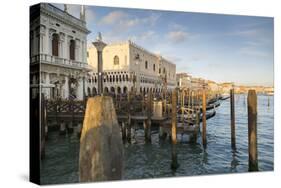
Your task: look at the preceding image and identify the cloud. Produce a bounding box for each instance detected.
[226,29,262,37]
[167,31,189,43]
[85,7,96,23]
[99,11,127,25]
[98,10,160,33]
[169,23,187,31]
[239,46,270,58]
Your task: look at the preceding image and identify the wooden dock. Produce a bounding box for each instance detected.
[42,88,221,143]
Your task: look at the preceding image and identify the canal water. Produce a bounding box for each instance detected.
[40,95,274,184]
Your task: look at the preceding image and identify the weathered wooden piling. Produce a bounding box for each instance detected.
[247,90,258,171]
[121,122,127,142]
[267,96,270,107]
[67,122,74,134]
[127,92,132,143]
[76,123,82,138]
[171,89,178,169]
[145,91,152,142]
[230,89,236,149]
[59,121,66,135]
[40,94,46,159]
[79,96,123,182]
[202,90,207,147]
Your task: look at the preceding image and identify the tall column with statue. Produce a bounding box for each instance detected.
[92,32,107,95]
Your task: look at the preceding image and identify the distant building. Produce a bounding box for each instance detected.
[207,80,220,92]
[87,40,177,95]
[191,77,207,90]
[176,73,192,89]
[219,82,234,94]
[30,3,90,100]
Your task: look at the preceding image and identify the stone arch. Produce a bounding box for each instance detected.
[126,74,129,82]
[117,86,121,94]
[110,86,115,94]
[87,87,91,97]
[92,87,97,95]
[123,86,128,94]
[104,87,109,94]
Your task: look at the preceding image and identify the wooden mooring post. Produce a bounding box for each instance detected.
[202,90,207,148]
[247,90,258,171]
[144,91,152,142]
[121,122,127,142]
[171,89,178,169]
[79,96,123,182]
[127,92,132,143]
[230,88,236,149]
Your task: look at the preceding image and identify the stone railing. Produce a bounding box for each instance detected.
[31,54,91,69]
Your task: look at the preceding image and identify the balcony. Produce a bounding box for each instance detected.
[31,54,92,70]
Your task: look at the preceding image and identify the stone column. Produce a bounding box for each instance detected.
[77,78,83,100]
[44,27,49,55]
[45,73,50,99]
[75,39,80,62]
[63,76,69,99]
[59,33,65,58]
[92,34,106,95]
[81,41,85,63]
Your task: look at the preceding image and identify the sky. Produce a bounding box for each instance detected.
[54,3,274,87]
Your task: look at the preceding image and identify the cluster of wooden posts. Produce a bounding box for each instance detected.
[40,87,259,172]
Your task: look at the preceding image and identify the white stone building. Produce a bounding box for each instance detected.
[191,77,207,90]
[176,73,192,89]
[87,40,177,95]
[30,3,90,100]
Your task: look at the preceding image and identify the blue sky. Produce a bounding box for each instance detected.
[54,3,274,87]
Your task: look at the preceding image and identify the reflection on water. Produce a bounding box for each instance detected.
[41,95,274,184]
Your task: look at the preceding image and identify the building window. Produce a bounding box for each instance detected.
[163,68,166,74]
[145,61,148,69]
[159,68,161,74]
[114,55,119,65]
[87,51,89,58]
[153,64,155,71]
[52,33,59,56]
[69,40,75,60]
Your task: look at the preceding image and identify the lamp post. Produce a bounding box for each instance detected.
[92,32,106,95]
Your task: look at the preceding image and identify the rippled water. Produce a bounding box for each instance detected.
[40,95,274,184]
